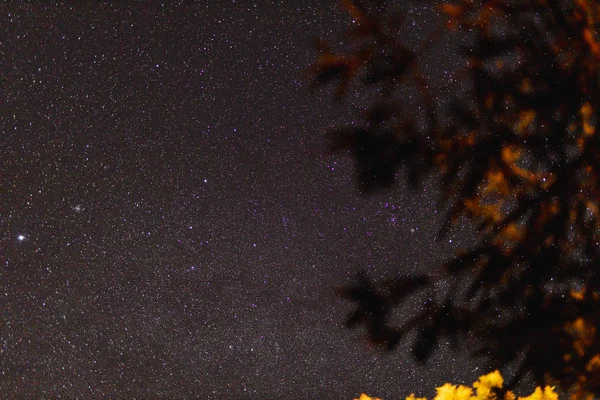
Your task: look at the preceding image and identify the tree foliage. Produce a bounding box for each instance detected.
[356,371,558,400]
[312,0,600,398]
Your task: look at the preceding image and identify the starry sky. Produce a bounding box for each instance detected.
[2,2,482,398]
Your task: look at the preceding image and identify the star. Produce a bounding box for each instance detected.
[1,3,480,398]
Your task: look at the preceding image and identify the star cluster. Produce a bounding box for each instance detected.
[1,2,479,398]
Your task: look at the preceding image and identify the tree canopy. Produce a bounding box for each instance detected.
[312,0,600,398]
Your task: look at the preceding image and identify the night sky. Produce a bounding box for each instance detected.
[2,2,482,398]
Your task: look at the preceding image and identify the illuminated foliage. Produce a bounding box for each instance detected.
[356,371,558,400]
[313,0,600,398]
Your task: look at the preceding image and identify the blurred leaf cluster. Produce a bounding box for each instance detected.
[312,0,600,397]
[357,370,558,399]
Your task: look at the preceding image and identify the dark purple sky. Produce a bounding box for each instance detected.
[2,2,482,398]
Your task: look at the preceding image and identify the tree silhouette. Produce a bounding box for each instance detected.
[312,0,600,398]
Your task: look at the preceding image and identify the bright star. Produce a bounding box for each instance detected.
[17,234,26,241]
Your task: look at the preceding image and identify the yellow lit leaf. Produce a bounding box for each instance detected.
[434,383,459,400]
[398,371,559,400]
[505,392,517,400]
[473,370,504,399]
[518,386,559,400]
[355,394,382,400]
